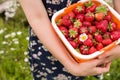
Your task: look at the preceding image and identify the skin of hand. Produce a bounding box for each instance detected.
[98,0,120,62]
[98,45,120,63]
[18,0,110,76]
[113,0,120,14]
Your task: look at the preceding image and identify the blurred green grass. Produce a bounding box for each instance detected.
[0,6,32,80]
[0,1,120,80]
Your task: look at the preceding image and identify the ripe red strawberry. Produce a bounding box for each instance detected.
[68,25,74,29]
[85,12,94,22]
[80,45,89,55]
[108,22,117,32]
[59,26,69,38]
[85,1,97,12]
[86,4,97,13]
[95,34,103,43]
[95,5,108,16]
[75,36,83,45]
[84,38,93,47]
[74,20,82,28]
[88,46,97,54]
[79,26,88,34]
[96,43,103,50]
[69,40,78,48]
[88,34,93,39]
[61,15,72,27]
[110,31,120,41]
[73,5,85,14]
[96,20,108,33]
[102,38,112,45]
[76,14,84,22]
[95,12,105,21]
[69,27,78,38]
[88,26,97,34]
[82,21,92,27]
[103,32,110,39]
[67,11,75,18]
[104,14,112,21]
[56,19,62,26]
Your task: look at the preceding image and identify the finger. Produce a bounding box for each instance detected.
[106,62,111,68]
[94,62,111,74]
[94,66,110,75]
[98,51,111,59]
[88,59,105,66]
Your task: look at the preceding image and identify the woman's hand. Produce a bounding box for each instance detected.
[98,45,120,63]
[114,0,120,14]
[67,58,111,76]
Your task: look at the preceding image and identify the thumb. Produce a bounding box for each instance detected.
[88,59,105,66]
[98,52,110,59]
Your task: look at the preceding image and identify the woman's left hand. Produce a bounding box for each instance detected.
[98,45,120,63]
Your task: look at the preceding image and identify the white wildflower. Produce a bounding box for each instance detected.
[0,28,6,34]
[106,73,110,76]
[26,37,29,40]
[11,32,16,37]
[10,48,16,51]
[24,51,28,55]
[12,38,18,41]
[79,33,88,42]
[17,31,22,35]
[0,29,4,34]
[4,34,10,38]
[2,41,8,44]
[0,50,4,54]
[24,58,29,62]
[14,41,19,44]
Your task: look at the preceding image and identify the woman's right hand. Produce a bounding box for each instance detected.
[67,59,111,76]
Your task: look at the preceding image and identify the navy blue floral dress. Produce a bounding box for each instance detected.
[28,0,84,80]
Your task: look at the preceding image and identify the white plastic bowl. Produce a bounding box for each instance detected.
[51,0,120,62]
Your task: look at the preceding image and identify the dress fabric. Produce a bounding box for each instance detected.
[28,0,84,80]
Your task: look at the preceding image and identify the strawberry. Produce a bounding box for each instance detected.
[74,20,82,28]
[59,26,69,38]
[108,22,117,32]
[95,5,108,15]
[75,37,83,45]
[61,15,72,27]
[95,34,103,43]
[73,5,85,14]
[56,19,62,26]
[96,43,103,50]
[68,11,75,18]
[69,27,78,38]
[76,14,84,22]
[86,4,97,13]
[102,38,112,45]
[69,40,78,48]
[82,21,92,27]
[96,20,108,33]
[68,24,74,29]
[110,31,120,41]
[103,32,110,39]
[88,26,97,34]
[85,12,94,22]
[92,39,98,46]
[85,1,97,12]
[80,45,89,55]
[104,14,112,21]
[84,38,93,47]
[88,46,97,54]
[79,26,88,34]
[95,12,105,21]
[88,34,93,39]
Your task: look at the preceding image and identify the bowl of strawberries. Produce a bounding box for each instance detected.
[51,0,120,62]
